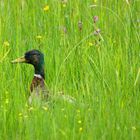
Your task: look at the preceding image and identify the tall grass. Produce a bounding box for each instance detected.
[0,0,139,139]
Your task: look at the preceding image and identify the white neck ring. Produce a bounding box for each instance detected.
[34,74,42,79]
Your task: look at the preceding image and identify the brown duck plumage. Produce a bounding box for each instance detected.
[30,75,45,92]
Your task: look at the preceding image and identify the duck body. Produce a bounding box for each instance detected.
[31,74,45,93]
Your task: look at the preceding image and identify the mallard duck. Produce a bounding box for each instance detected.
[11,50,49,103]
[12,49,76,104]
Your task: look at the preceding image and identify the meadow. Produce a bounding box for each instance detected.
[0,0,139,139]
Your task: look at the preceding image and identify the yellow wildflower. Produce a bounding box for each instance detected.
[3,41,10,47]
[79,127,83,132]
[42,106,48,111]
[93,0,97,3]
[36,35,43,39]
[88,42,93,47]
[43,5,49,12]
[78,120,82,124]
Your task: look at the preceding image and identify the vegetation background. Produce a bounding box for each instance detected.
[0,0,139,139]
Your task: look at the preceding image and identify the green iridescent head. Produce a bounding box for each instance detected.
[12,50,45,79]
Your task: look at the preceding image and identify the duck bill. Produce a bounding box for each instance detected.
[11,56,27,63]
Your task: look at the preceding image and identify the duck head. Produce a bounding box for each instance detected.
[11,50,45,79]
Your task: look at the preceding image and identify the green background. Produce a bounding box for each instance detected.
[0,0,139,139]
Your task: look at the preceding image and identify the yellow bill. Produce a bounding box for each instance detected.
[11,56,27,63]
